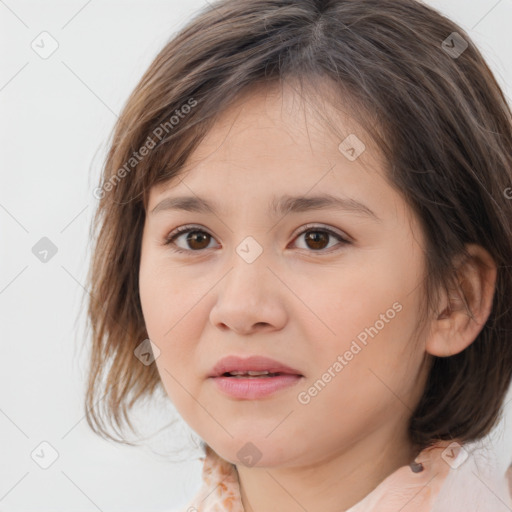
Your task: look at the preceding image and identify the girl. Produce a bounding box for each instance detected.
[85,0,512,510]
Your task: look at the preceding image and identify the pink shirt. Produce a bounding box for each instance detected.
[180,441,512,511]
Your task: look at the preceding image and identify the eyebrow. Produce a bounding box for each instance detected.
[150,193,379,220]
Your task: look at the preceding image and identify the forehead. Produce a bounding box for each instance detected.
[148,81,387,203]
[185,81,374,163]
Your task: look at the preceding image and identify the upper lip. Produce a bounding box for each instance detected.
[209,355,303,377]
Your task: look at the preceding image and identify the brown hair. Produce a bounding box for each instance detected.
[85,0,512,451]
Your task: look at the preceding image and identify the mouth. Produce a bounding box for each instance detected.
[220,370,290,378]
[209,354,303,379]
[208,356,304,399]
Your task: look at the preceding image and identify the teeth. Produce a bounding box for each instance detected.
[228,370,272,376]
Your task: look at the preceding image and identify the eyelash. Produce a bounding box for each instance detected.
[163,224,351,255]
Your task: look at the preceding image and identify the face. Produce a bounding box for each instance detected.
[139,83,431,468]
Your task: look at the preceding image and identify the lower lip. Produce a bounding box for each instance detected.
[210,374,303,399]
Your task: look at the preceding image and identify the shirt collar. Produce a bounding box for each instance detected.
[185,440,460,511]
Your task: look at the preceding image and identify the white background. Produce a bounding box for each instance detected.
[1,1,511,511]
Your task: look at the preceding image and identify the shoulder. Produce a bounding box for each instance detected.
[346,439,511,512]
[432,442,512,512]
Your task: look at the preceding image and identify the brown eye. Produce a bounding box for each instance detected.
[293,226,349,253]
[183,231,211,250]
[303,230,330,250]
[164,227,217,252]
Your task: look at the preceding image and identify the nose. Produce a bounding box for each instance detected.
[209,251,288,335]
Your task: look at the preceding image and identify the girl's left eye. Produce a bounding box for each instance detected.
[163,224,350,254]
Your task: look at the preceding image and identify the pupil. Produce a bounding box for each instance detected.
[188,232,209,249]
[306,231,328,250]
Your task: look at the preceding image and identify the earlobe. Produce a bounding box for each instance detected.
[425,244,497,358]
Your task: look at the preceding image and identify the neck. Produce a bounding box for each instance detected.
[236,425,420,512]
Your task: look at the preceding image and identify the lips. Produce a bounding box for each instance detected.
[209,355,303,378]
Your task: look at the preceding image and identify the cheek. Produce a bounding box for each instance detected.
[139,263,224,421]
[292,292,424,451]
[139,247,200,390]
[139,244,200,342]
[303,246,425,387]
[314,262,420,338]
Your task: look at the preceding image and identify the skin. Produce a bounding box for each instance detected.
[138,82,497,512]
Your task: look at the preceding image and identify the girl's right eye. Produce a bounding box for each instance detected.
[163,226,217,253]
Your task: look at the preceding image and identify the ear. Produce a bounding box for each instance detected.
[425,244,497,358]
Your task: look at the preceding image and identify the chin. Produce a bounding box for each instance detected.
[209,437,293,468]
